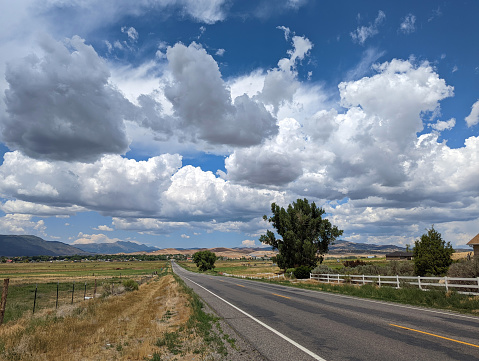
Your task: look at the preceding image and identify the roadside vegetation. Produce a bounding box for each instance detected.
[0,262,233,360]
[178,254,479,315]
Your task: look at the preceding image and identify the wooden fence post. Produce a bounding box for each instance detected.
[33,284,38,314]
[0,278,9,325]
[56,282,59,309]
[94,279,97,298]
[71,281,75,305]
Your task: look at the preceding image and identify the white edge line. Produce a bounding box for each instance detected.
[183,275,326,361]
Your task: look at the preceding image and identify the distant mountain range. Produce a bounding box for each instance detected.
[75,241,158,254]
[0,235,90,257]
[0,235,159,257]
[329,240,406,254]
[0,234,468,258]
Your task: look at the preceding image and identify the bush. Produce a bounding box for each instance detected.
[293,265,312,279]
[343,259,367,268]
[311,264,335,274]
[122,279,139,291]
[285,268,295,277]
[447,258,479,278]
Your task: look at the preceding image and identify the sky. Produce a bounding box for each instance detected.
[0,0,478,250]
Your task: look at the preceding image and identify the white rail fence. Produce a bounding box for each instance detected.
[310,273,479,295]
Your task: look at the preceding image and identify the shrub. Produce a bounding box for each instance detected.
[447,258,479,278]
[285,268,295,277]
[122,279,139,292]
[343,259,367,268]
[293,265,312,279]
[312,264,335,274]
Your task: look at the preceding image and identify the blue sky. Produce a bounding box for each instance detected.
[0,0,478,250]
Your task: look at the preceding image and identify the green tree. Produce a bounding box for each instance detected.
[413,226,454,276]
[192,250,217,271]
[259,198,343,270]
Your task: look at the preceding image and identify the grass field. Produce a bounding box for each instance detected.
[179,257,390,275]
[0,263,231,361]
[0,260,167,324]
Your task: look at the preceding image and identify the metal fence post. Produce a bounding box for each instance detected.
[362,275,365,285]
[417,276,422,290]
[378,275,381,287]
[444,276,448,292]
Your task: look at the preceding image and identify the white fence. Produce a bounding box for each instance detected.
[310,273,479,295]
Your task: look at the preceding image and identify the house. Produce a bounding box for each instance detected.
[466,233,479,256]
[385,251,413,261]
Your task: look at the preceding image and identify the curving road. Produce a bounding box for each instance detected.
[172,261,479,361]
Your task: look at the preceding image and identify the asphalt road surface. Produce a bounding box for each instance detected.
[172,261,479,361]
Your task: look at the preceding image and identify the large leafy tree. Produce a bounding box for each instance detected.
[192,250,217,271]
[260,198,343,270]
[413,226,454,276]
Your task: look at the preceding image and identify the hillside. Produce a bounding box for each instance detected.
[0,235,90,257]
[75,241,159,254]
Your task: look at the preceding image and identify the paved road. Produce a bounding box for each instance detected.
[172,262,479,361]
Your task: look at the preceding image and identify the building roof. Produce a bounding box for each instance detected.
[467,233,479,245]
[385,251,413,257]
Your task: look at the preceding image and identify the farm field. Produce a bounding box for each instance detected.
[0,263,232,361]
[0,260,166,324]
[179,256,390,276]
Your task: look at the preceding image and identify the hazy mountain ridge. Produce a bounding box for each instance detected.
[75,241,159,254]
[4,235,466,258]
[0,235,90,257]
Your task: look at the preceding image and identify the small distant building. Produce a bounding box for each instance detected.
[467,234,479,256]
[385,251,413,261]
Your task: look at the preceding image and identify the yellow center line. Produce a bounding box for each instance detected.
[389,323,479,349]
[272,293,290,299]
[236,284,245,287]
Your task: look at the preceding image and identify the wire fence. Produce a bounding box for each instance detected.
[0,270,165,325]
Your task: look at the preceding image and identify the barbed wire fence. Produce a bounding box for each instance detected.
[0,268,167,325]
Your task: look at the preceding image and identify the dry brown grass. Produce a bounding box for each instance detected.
[0,275,209,361]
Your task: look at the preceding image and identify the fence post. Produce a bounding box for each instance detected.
[94,279,97,298]
[56,282,59,309]
[327,274,330,283]
[71,281,75,305]
[444,276,448,292]
[396,275,400,289]
[362,275,365,285]
[417,276,422,290]
[0,278,9,325]
[33,284,38,314]
[378,275,381,287]
[337,274,340,284]
[84,282,87,300]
